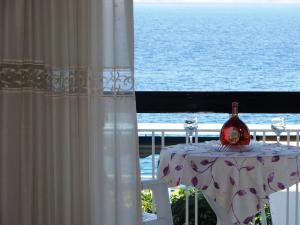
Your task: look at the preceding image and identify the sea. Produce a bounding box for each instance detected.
[134,4,300,176]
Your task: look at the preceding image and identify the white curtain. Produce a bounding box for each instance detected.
[0,1,142,225]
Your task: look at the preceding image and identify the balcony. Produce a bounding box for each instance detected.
[137,91,300,225]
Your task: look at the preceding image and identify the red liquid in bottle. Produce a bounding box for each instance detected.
[220,102,250,145]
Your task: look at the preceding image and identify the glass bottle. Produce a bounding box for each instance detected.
[220,102,250,145]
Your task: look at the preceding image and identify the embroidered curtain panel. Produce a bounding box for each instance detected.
[0,1,141,225]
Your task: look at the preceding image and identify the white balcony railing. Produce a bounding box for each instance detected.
[138,123,300,225]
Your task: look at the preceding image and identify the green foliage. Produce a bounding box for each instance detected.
[251,204,272,225]
[141,187,273,225]
[141,190,153,213]
[170,188,216,225]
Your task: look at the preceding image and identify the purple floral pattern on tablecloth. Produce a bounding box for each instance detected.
[157,141,300,225]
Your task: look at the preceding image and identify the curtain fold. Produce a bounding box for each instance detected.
[0,1,141,225]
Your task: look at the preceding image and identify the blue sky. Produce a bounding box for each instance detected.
[134,0,300,3]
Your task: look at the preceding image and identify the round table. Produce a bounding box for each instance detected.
[157,141,300,225]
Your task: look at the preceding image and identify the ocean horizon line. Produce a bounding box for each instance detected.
[134,0,300,4]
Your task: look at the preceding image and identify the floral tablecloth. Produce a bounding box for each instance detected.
[157,141,300,225]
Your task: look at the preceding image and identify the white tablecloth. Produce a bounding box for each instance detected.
[157,141,300,225]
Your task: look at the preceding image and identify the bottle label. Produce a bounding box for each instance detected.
[225,127,240,144]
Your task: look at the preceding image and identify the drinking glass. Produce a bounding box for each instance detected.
[184,116,198,144]
[271,117,286,144]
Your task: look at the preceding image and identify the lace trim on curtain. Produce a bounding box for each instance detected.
[0,63,134,95]
[103,70,134,95]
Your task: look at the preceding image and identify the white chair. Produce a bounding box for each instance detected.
[142,179,174,225]
[269,184,300,225]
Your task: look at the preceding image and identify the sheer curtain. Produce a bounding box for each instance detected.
[0,1,142,225]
